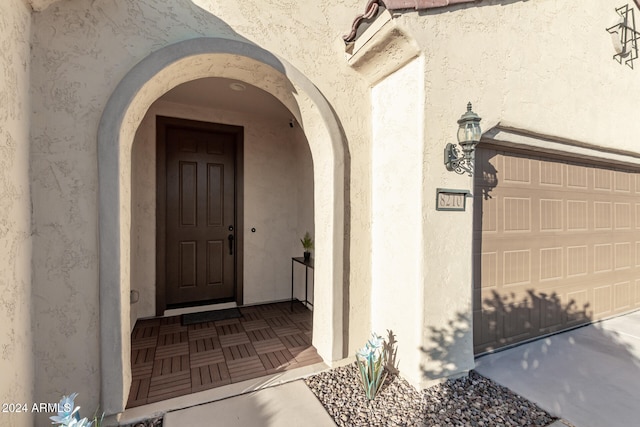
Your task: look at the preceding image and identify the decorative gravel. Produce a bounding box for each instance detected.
[305,364,557,427]
[121,417,163,427]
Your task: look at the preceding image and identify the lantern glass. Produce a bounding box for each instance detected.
[457,121,482,146]
[445,103,482,176]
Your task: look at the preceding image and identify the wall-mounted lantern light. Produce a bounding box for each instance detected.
[444,102,482,177]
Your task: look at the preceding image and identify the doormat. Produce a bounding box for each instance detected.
[182,307,242,325]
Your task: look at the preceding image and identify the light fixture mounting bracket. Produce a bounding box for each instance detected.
[444,143,474,176]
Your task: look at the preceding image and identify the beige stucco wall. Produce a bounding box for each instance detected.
[20,0,640,418]
[130,98,315,324]
[0,1,34,427]
[396,0,640,384]
[29,0,371,415]
[371,57,426,387]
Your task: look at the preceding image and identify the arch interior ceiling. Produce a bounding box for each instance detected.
[161,77,293,121]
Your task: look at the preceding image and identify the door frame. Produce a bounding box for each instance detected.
[156,115,244,315]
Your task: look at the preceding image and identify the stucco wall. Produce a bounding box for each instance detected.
[371,57,425,387]
[0,1,34,426]
[25,0,640,416]
[130,99,314,324]
[406,0,640,150]
[29,0,371,414]
[397,0,640,384]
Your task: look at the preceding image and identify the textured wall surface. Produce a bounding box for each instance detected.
[29,0,371,415]
[404,0,640,384]
[371,57,425,387]
[20,0,640,418]
[0,1,34,426]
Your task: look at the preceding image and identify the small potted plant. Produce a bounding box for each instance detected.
[300,231,313,261]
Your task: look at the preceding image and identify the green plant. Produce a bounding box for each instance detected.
[50,393,103,427]
[355,332,388,400]
[300,231,314,251]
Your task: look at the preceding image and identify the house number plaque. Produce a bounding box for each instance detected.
[436,188,470,211]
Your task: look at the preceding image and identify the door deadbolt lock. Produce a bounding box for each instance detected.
[228,225,234,231]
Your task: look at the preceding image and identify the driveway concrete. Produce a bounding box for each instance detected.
[475,310,640,427]
[163,380,336,427]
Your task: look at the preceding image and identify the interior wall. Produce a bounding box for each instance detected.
[131,98,314,324]
[0,1,34,426]
[371,57,425,387]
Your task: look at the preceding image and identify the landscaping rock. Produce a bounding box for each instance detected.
[120,417,163,427]
[305,364,557,427]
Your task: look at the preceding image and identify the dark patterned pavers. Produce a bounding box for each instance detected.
[127,301,322,408]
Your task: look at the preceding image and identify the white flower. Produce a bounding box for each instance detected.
[50,393,97,427]
[356,345,372,360]
[367,333,384,350]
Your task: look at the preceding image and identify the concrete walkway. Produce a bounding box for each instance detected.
[163,380,336,426]
[475,310,640,427]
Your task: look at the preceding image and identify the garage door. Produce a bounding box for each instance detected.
[473,147,640,354]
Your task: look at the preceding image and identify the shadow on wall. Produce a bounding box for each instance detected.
[419,290,592,380]
[420,288,639,380]
[420,310,473,381]
[417,146,499,382]
[476,289,591,354]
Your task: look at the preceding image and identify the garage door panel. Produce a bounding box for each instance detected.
[594,169,613,191]
[567,245,589,277]
[474,149,640,354]
[539,160,564,186]
[615,171,631,192]
[614,281,632,311]
[478,251,498,289]
[567,200,589,230]
[503,197,532,232]
[540,295,564,330]
[634,279,640,306]
[567,163,589,188]
[502,249,532,287]
[474,193,498,233]
[593,285,613,317]
[565,289,590,324]
[473,308,498,348]
[502,305,534,341]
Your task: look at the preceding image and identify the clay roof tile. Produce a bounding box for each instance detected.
[343,0,479,43]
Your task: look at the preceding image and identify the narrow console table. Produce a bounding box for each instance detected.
[291,257,314,312]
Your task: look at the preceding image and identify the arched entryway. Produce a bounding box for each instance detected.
[98,37,345,415]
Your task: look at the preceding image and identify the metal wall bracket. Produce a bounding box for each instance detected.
[444,143,474,176]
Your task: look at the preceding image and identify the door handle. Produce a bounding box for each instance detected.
[228,234,234,255]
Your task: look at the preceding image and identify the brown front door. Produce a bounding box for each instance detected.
[157,117,243,308]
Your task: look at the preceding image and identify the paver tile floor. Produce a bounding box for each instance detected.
[127,301,321,408]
